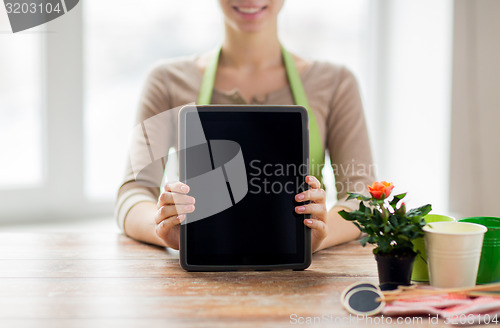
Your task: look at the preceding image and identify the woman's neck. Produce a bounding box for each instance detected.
[220,25,282,71]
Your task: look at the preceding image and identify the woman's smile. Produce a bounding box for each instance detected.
[232,4,268,19]
[219,0,282,33]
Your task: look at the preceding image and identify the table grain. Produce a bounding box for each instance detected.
[0,233,446,327]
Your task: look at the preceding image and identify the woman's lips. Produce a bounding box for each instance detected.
[232,5,268,19]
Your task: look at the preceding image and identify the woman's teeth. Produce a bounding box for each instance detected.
[235,6,265,14]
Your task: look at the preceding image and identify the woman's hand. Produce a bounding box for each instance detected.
[155,182,195,249]
[295,176,328,252]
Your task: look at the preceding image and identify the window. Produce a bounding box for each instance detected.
[0,11,43,188]
[373,0,453,213]
[0,0,453,222]
[84,0,369,202]
[84,0,224,199]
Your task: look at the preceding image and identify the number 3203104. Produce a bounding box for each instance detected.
[5,2,62,14]
[444,313,498,325]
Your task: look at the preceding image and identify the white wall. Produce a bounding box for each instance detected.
[368,0,453,214]
[449,0,500,217]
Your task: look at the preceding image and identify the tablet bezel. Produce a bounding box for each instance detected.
[178,105,312,271]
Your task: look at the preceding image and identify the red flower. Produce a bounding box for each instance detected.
[368,181,394,200]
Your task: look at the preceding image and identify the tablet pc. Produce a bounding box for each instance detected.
[178,105,311,271]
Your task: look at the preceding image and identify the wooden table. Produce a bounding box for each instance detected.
[0,233,448,327]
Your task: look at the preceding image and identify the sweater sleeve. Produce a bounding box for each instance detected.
[115,63,176,232]
[326,66,375,210]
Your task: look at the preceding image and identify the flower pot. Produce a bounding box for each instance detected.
[375,252,416,291]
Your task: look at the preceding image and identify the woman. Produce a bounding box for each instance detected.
[115,0,374,253]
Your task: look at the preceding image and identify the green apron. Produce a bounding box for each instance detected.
[197,46,325,182]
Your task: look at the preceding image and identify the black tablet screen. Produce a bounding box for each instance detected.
[182,108,308,266]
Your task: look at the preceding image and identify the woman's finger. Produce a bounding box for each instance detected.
[164,181,190,194]
[155,204,195,224]
[295,203,327,221]
[295,188,325,203]
[305,175,321,189]
[156,214,185,238]
[304,218,327,237]
[157,192,195,209]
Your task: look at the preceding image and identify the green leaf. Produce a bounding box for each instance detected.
[406,204,432,218]
[358,201,372,216]
[398,234,410,242]
[342,193,432,254]
[389,193,406,208]
[338,210,350,220]
[410,230,423,240]
[400,225,415,234]
[377,238,390,254]
[346,193,359,201]
[352,221,363,232]
[346,193,371,202]
[369,199,384,207]
[389,215,400,228]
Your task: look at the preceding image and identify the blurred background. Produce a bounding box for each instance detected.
[0,0,499,231]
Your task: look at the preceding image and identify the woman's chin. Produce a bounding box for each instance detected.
[237,24,266,34]
[228,19,273,34]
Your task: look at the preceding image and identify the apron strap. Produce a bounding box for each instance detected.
[198,48,220,105]
[197,46,325,182]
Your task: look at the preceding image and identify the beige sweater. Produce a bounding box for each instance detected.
[115,56,375,231]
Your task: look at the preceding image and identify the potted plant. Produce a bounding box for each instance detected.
[339,181,432,290]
